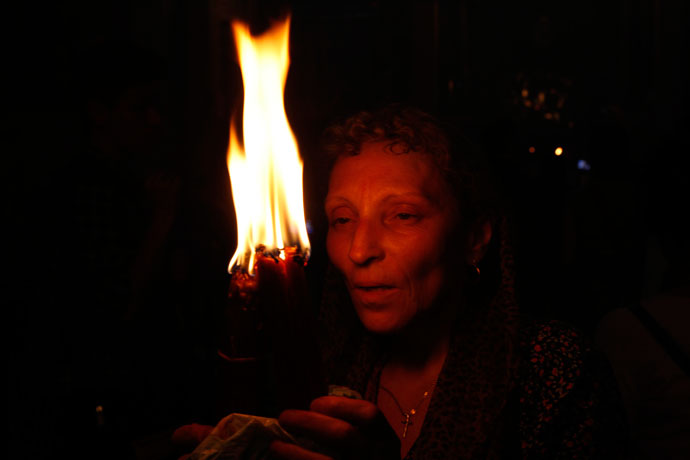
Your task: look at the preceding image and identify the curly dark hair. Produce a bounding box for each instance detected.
[318,105,519,384]
[322,105,496,235]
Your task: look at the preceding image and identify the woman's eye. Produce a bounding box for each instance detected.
[388,211,420,226]
[330,216,353,227]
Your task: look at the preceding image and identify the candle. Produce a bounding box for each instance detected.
[221,247,322,415]
[217,15,320,417]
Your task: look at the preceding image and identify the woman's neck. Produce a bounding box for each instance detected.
[377,298,457,458]
[385,297,456,375]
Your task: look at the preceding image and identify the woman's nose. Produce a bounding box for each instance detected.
[348,221,384,266]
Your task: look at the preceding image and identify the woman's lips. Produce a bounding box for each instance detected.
[352,285,399,305]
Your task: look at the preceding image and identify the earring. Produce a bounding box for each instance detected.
[468,260,480,282]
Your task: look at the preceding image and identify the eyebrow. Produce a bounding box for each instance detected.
[380,192,432,203]
[324,196,353,211]
[324,192,432,210]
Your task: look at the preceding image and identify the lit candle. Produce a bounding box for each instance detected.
[218,16,322,416]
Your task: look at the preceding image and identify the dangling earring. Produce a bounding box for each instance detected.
[468,259,480,283]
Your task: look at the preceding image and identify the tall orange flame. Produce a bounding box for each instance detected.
[227,17,310,274]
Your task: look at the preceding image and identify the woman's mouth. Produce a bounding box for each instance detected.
[352,285,399,305]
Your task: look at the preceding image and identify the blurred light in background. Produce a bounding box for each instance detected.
[577,159,591,171]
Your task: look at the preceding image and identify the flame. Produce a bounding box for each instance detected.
[227,16,310,274]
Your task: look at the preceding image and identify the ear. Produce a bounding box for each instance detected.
[467,219,493,264]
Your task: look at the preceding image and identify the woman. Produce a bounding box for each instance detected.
[176,106,627,459]
[268,106,627,459]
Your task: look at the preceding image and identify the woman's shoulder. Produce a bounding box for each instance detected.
[515,319,629,458]
[516,320,595,428]
[517,319,591,390]
[519,318,586,346]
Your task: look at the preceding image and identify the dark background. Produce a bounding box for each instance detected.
[13,0,688,458]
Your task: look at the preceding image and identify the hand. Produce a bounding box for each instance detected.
[171,423,213,460]
[270,396,400,460]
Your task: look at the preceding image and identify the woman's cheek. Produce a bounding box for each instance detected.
[326,231,348,268]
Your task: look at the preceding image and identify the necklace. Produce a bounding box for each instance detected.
[379,382,437,439]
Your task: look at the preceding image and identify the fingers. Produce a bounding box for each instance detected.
[308,397,400,459]
[269,440,333,460]
[309,396,395,439]
[309,396,380,427]
[278,409,359,446]
[171,423,213,446]
[277,397,400,460]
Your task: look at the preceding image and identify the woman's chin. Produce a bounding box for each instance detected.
[356,308,409,335]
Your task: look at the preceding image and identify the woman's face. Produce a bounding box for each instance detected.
[325,141,458,334]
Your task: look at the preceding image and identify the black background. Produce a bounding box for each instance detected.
[13,1,688,458]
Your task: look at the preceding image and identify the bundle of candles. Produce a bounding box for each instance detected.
[224,246,320,412]
[216,16,323,416]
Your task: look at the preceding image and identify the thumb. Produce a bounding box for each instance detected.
[171,423,213,447]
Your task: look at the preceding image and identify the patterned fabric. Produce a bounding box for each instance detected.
[517,322,628,458]
[323,318,627,459]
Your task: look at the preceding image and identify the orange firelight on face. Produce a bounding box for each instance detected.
[227,16,310,275]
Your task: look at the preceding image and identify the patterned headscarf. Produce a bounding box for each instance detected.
[318,214,520,458]
[317,106,521,457]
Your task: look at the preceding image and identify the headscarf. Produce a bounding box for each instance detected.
[317,214,520,458]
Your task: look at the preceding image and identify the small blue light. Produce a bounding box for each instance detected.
[306,220,314,234]
[577,159,591,171]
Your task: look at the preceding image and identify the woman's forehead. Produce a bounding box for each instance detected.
[327,141,448,202]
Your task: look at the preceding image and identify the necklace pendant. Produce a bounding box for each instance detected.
[402,413,411,438]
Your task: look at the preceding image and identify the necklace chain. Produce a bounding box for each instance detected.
[379,381,437,438]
